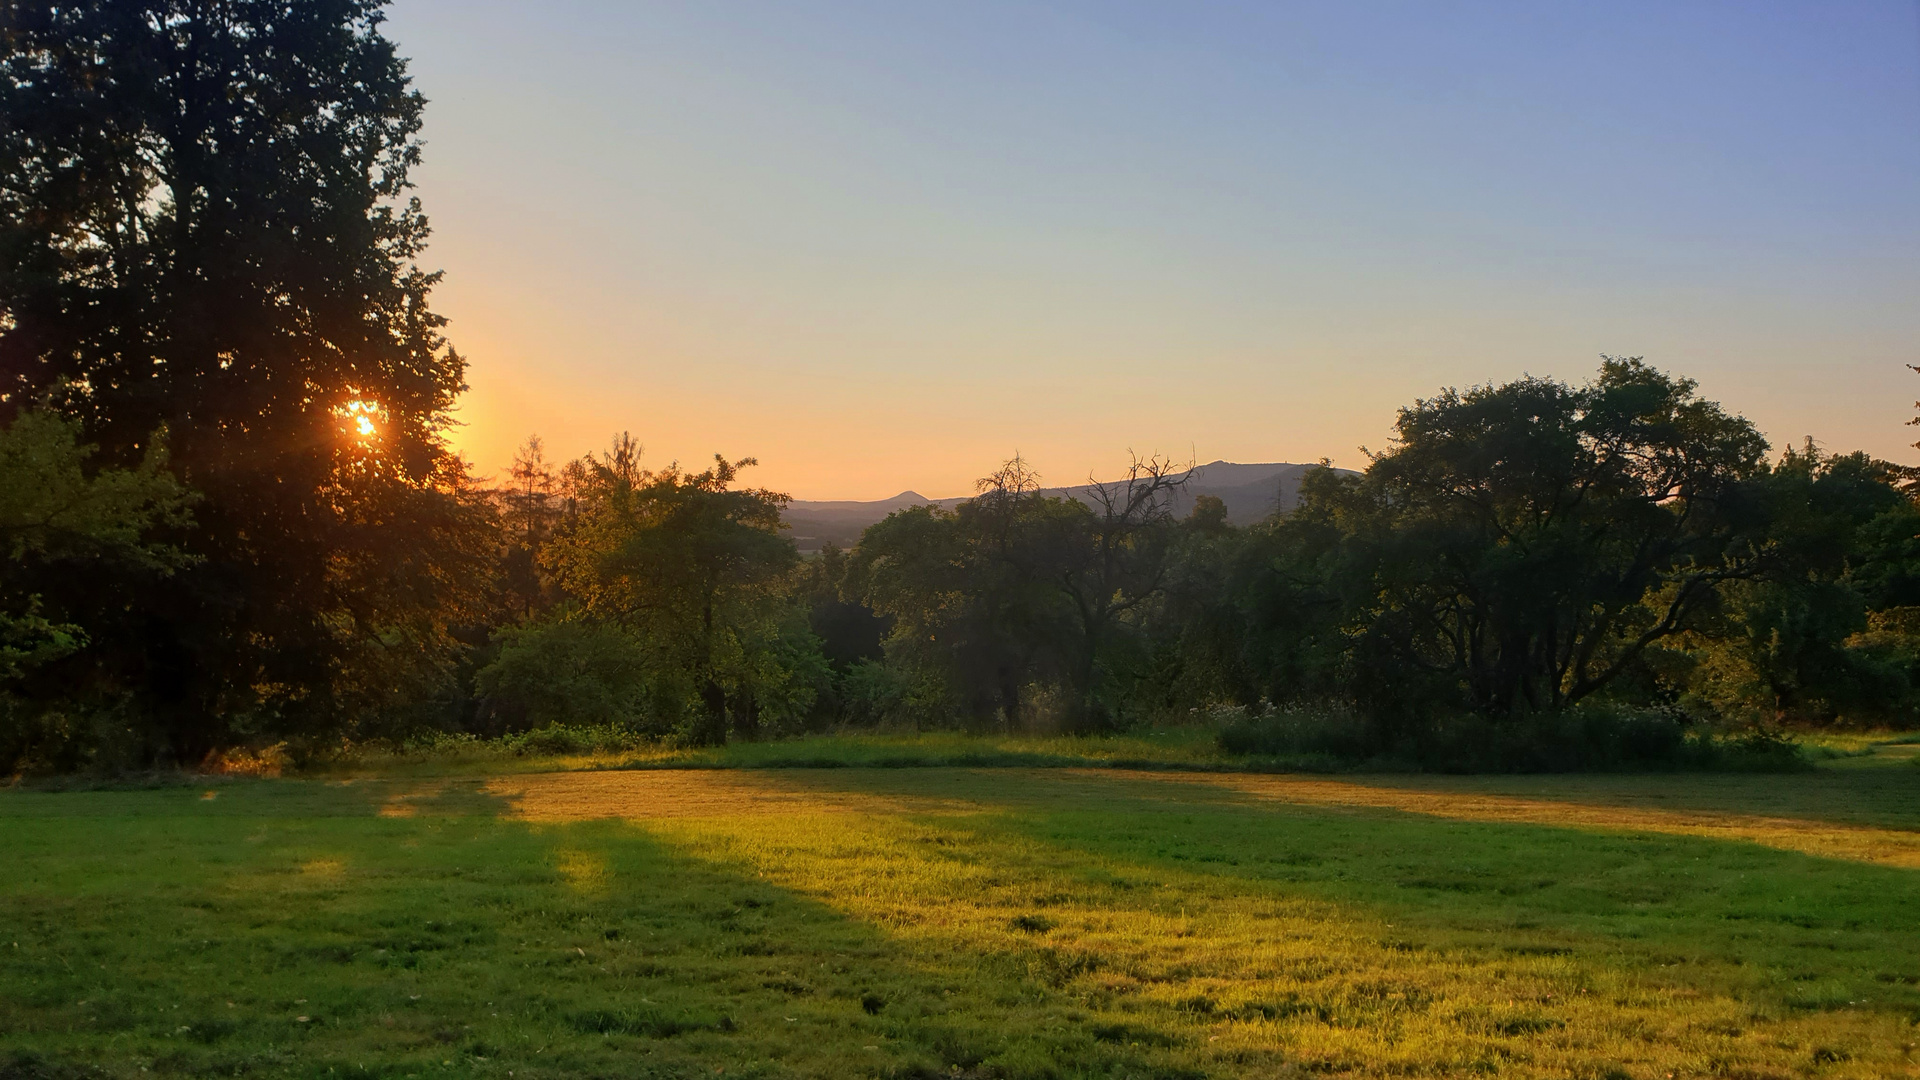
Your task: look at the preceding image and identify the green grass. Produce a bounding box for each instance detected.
[1795,730,1920,770]
[3,762,1919,1078]
[676,729,1232,770]
[313,728,1240,779]
[313,723,1887,781]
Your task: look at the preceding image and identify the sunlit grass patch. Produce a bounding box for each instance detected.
[552,848,610,898]
[483,767,981,821]
[298,857,348,880]
[689,729,1232,769]
[1137,770,1920,869]
[628,770,1920,1076]
[1796,731,1920,776]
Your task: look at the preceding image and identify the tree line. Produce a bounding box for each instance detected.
[4,2,1918,772]
[471,359,1920,754]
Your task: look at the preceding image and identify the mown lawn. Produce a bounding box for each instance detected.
[306,728,1239,779]
[2,757,1918,1079]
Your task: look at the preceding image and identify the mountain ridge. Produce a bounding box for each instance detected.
[783,460,1344,552]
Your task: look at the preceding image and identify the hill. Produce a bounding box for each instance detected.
[784,460,1339,552]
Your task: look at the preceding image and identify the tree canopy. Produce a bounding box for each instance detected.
[1302,358,1772,717]
[1,0,485,757]
[533,443,817,744]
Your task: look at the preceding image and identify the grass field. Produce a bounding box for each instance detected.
[4,745,1919,1078]
[311,729,1239,779]
[312,726,1920,779]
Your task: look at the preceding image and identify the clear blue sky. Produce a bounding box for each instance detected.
[384,0,1920,499]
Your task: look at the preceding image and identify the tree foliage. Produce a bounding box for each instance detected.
[1668,445,1920,726]
[0,410,191,681]
[1,1,488,757]
[0,410,193,770]
[841,360,1920,748]
[1290,358,1772,718]
[850,454,1188,731]
[530,440,820,744]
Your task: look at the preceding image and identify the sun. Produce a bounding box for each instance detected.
[339,398,383,441]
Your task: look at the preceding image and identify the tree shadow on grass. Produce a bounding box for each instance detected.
[0,775,1242,1080]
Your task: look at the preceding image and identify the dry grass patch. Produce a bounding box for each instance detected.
[484,768,980,821]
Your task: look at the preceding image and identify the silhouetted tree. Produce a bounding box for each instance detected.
[1058,454,1190,726]
[1273,358,1771,721]
[0,1,486,755]
[852,463,1070,729]
[499,435,559,619]
[852,453,1188,730]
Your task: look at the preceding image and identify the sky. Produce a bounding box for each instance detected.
[382,0,1920,501]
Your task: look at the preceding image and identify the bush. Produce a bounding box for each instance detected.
[0,694,163,777]
[1214,702,1378,760]
[836,659,910,727]
[497,723,651,757]
[473,620,681,733]
[396,722,654,759]
[1214,699,1808,773]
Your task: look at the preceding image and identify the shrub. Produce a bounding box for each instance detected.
[394,722,654,759]
[0,694,163,777]
[1214,699,1808,773]
[497,723,650,757]
[1214,702,1378,760]
[473,620,680,732]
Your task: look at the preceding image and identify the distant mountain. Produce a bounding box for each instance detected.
[783,461,1345,553]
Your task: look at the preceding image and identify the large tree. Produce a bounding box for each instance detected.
[1287,358,1771,719]
[0,1,483,755]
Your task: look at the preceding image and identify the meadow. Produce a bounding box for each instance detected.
[3,741,1918,1079]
